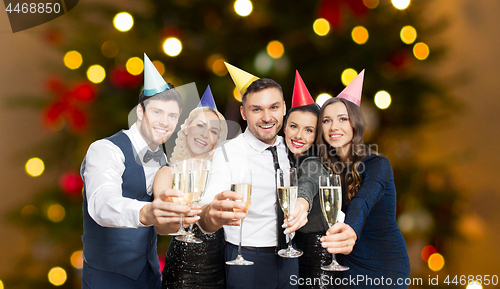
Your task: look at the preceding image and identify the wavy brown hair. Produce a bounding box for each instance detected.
[316,97,375,202]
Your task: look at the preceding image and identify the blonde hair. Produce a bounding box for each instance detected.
[170,107,228,163]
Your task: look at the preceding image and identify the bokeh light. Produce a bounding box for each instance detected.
[413,42,430,60]
[126,57,144,76]
[374,90,392,109]
[352,26,369,44]
[63,51,82,70]
[234,0,253,17]
[254,51,273,74]
[47,204,65,222]
[421,245,437,262]
[48,267,67,286]
[0,279,3,289]
[25,157,44,177]
[313,18,330,36]
[267,40,285,59]
[87,65,106,83]
[233,87,242,102]
[392,0,410,10]
[428,253,445,271]
[400,25,417,44]
[316,93,332,107]
[206,54,227,76]
[101,40,119,58]
[363,0,379,9]
[70,250,84,269]
[21,204,38,217]
[341,68,358,86]
[466,281,483,289]
[163,37,182,57]
[152,60,165,76]
[113,12,134,32]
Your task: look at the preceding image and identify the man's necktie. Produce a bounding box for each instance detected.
[267,146,287,251]
[143,149,163,163]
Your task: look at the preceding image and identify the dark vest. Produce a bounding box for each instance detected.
[82,131,159,280]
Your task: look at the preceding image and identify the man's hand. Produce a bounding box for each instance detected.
[197,190,247,233]
[320,223,357,255]
[282,197,309,234]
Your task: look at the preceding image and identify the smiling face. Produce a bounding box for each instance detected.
[185,110,221,158]
[240,87,286,145]
[321,101,354,150]
[137,99,181,150]
[284,110,318,157]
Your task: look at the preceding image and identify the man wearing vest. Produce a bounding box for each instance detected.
[80,54,200,289]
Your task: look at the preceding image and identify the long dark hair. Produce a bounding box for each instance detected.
[316,97,374,202]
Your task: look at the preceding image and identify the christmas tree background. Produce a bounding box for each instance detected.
[1,0,500,288]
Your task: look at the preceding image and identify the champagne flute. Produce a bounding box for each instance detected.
[276,168,303,258]
[226,167,253,266]
[170,160,192,236]
[319,174,349,271]
[176,159,211,243]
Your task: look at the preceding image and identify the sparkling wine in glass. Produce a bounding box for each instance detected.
[226,168,253,266]
[319,174,349,271]
[169,160,192,236]
[277,168,303,258]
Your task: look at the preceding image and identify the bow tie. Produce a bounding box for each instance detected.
[143,149,163,163]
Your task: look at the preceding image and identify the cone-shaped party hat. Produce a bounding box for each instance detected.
[291,70,315,108]
[224,62,259,95]
[143,53,170,97]
[337,69,364,106]
[197,85,218,110]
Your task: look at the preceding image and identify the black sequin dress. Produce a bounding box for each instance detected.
[161,225,225,289]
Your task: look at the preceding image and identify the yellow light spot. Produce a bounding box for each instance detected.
[374,90,392,109]
[234,0,253,17]
[466,281,483,289]
[63,51,82,70]
[428,253,444,271]
[152,60,165,76]
[267,40,285,59]
[400,25,417,44]
[363,0,379,9]
[352,26,369,45]
[70,251,84,269]
[233,87,242,102]
[47,204,65,223]
[113,12,134,32]
[126,57,144,76]
[25,157,44,177]
[341,68,358,86]
[413,42,429,60]
[163,37,182,57]
[87,65,106,83]
[207,54,227,76]
[21,205,38,217]
[313,18,330,36]
[316,93,332,107]
[48,267,67,286]
[101,40,119,58]
[0,279,3,289]
[392,0,410,10]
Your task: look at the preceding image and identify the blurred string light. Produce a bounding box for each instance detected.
[352,26,369,44]
[47,204,65,222]
[341,68,358,86]
[163,37,182,57]
[267,40,285,59]
[48,267,67,286]
[428,253,444,271]
[466,282,483,289]
[421,245,437,262]
[70,250,84,269]
[313,18,330,36]
[152,60,165,76]
[63,51,82,70]
[233,87,242,102]
[113,12,134,32]
[25,157,44,177]
[374,90,392,109]
[316,93,332,107]
[206,54,227,76]
[87,65,106,83]
[254,51,273,74]
[234,0,253,17]
[363,0,379,9]
[400,25,417,44]
[392,0,410,10]
[413,42,429,60]
[126,57,144,75]
[101,40,119,58]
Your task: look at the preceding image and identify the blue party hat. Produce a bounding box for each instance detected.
[143,53,170,97]
[197,85,217,110]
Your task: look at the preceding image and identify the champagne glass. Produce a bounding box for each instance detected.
[226,167,253,266]
[170,160,192,236]
[176,159,211,243]
[319,174,349,271]
[276,168,303,258]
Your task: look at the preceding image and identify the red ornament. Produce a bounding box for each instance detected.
[72,82,97,103]
[42,101,67,128]
[111,66,142,88]
[60,172,84,199]
[67,106,87,132]
[317,0,368,29]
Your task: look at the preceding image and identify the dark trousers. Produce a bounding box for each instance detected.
[82,261,161,289]
[225,243,299,289]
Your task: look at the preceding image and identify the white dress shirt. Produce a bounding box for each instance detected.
[81,123,164,228]
[201,128,290,247]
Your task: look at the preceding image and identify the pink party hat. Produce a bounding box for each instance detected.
[291,70,315,108]
[337,69,365,106]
